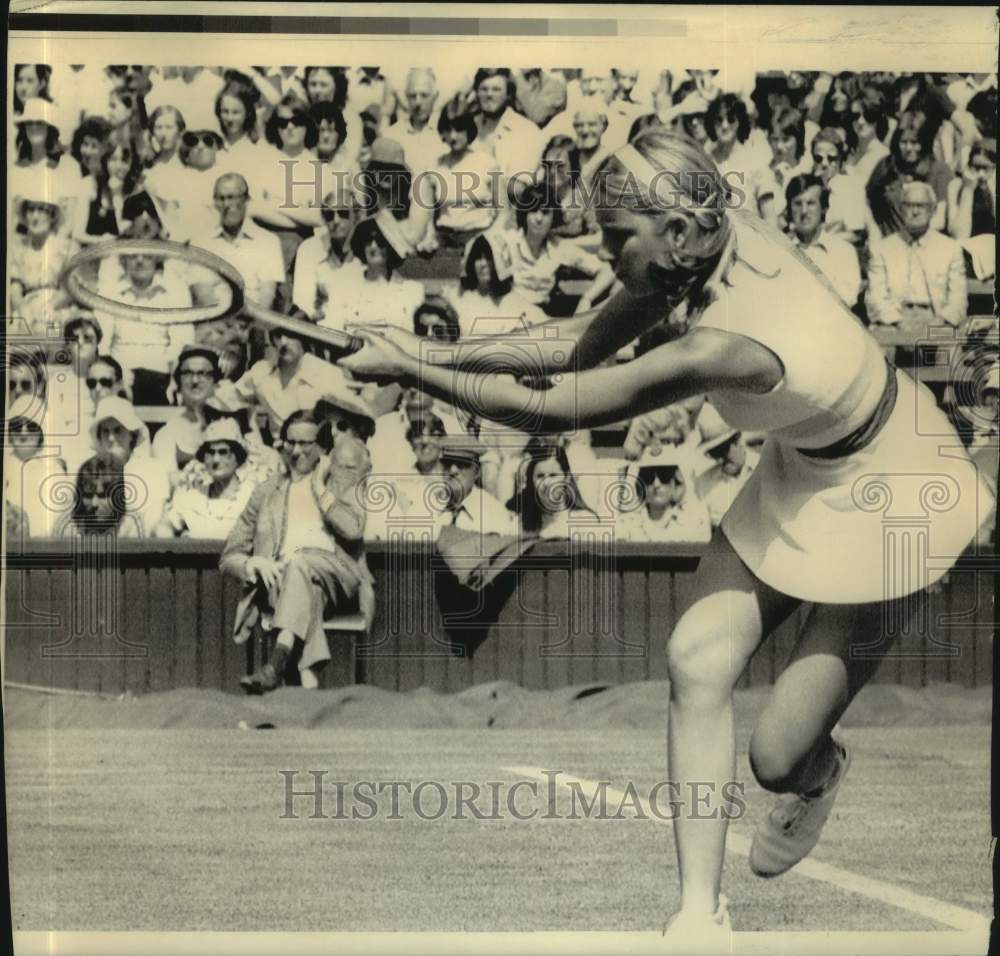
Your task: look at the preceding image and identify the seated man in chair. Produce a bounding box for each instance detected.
[221,410,374,693]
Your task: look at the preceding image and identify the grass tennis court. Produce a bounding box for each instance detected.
[5,684,990,942]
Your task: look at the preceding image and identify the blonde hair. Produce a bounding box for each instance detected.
[595,128,734,272]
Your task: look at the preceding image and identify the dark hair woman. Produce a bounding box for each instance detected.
[505,438,595,537]
[866,109,954,238]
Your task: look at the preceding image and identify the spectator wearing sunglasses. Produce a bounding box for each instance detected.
[43,315,104,472]
[157,417,255,540]
[166,126,227,241]
[291,188,364,321]
[844,86,891,187]
[5,394,69,538]
[85,355,127,406]
[618,448,711,543]
[253,96,326,260]
[810,126,867,240]
[8,347,48,411]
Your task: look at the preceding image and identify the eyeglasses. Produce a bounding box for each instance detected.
[179,369,216,381]
[276,114,308,129]
[182,131,219,149]
[284,439,317,449]
[8,420,41,434]
[322,207,354,221]
[214,191,248,204]
[9,378,35,393]
[86,376,117,389]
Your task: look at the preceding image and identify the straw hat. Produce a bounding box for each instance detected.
[196,416,248,465]
[89,396,144,446]
[16,188,62,229]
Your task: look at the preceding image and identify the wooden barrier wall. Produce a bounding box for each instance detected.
[2,539,994,695]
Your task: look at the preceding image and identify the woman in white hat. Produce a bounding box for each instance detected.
[342,127,993,939]
[90,396,170,536]
[616,445,711,544]
[157,417,254,540]
[4,394,68,538]
[9,188,77,320]
[10,98,81,239]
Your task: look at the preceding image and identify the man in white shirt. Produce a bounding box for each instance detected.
[438,436,515,536]
[388,68,444,176]
[192,173,286,311]
[96,249,195,405]
[473,68,545,191]
[785,174,862,308]
[866,180,967,329]
[218,324,349,436]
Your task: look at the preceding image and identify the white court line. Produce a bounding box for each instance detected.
[11,930,993,956]
[505,766,990,935]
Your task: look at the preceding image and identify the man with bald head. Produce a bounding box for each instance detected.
[222,412,374,693]
[388,67,442,176]
[193,172,285,310]
[866,179,967,330]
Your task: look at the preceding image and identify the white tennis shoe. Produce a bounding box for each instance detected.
[661,894,732,952]
[749,739,851,878]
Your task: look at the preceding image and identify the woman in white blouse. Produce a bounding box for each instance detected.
[443,231,547,338]
[503,182,615,317]
[157,417,255,540]
[319,213,424,335]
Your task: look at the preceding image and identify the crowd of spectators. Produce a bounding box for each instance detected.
[6,63,998,549]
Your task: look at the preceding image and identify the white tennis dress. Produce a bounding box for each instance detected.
[692,210,991,604]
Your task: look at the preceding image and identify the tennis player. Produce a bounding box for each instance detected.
[338,128,991,941]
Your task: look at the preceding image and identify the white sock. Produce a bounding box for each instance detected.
[300,667,319,690]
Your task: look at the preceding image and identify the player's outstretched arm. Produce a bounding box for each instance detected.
[339,326,766,433]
